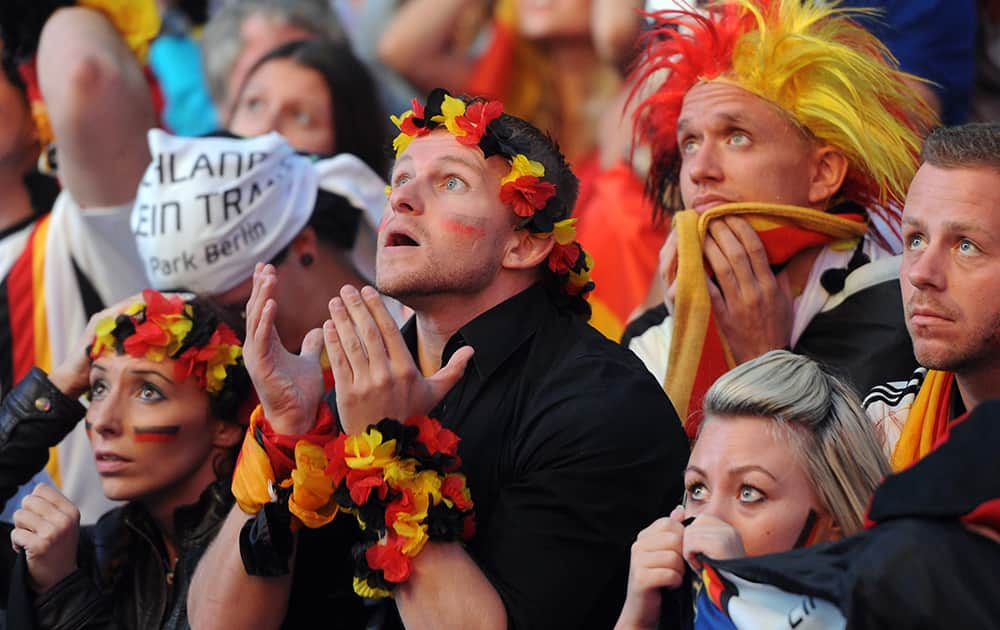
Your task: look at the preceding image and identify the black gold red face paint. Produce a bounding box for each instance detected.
[85,421,181,443]
[133,425,181,443]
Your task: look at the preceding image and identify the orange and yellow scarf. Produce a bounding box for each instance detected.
[666,202,867,436]
[890,369,955,471]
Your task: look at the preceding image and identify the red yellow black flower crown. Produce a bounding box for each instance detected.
[390,88,595,299]
[89,289,242,395]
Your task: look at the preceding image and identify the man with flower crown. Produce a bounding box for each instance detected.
[188,89,689,629]
[622,0,938,438]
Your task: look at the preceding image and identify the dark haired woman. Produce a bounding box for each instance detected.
[0,290,250,628]
[227,38,389,176]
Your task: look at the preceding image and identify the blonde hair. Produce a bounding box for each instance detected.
[702,350,889,535]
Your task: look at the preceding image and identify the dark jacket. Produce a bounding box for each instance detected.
[0,367,233,629]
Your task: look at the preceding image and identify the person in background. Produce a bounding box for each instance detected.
[227,37,389,176]
[0,1,157,524]
[200,0,345,125]
[130,129,397,356]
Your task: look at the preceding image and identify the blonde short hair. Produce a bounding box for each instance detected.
[703,350,889,534]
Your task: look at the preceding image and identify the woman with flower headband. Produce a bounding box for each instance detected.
[0,290,254,628]
[616,351,889,629]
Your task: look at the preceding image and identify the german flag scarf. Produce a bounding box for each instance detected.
[890,369,955,471]
[666,202,867,435]
[7,214,53,382]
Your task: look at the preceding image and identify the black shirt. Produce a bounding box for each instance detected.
[289,284,689,630]
[399,283,688,629]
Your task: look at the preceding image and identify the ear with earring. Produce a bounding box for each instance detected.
[300,253,314,268]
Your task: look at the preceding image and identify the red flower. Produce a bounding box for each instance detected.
[346,468,387,505]
[547,242,581,274]
[454,100,502,146]
[366,535,412,583]
[122,321,170,358]
[441,474,473,511]
[141,288,186,323]
[499,176,556,218]
[406,416,460,457]
[324,434,351,485]
[385,488,417,527]
[399,98,430,137]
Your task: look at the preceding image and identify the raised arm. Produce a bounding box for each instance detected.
[188,264,325,629]
[376,0,481,94]
[36,6,155,208]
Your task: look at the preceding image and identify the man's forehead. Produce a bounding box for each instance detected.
[677,82,789,133]
[392,133,501,175]
[904,164,1000,229]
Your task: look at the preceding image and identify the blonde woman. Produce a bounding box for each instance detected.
[617,350,890,629]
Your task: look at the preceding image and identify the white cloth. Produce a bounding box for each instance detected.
[31,192,147,524]
[132,130,388,294]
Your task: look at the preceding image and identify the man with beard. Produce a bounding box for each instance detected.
[865,123,1000,470]
[188,89,688,630]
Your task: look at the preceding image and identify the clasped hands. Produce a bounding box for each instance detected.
[243,263,474,436]
[660,216,794,364]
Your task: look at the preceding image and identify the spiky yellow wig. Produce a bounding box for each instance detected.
[631,0,937,223]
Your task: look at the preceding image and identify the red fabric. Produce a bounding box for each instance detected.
[465,18,515,101]
[8,220,43,382]
[575,162,666,340]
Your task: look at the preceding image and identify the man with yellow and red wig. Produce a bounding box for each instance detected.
[623,0,938,434]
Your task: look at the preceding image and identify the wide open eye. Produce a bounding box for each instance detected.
[738,485,765,503]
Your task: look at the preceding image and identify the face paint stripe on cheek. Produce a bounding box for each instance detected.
[440,216,487,238]
[85,420,93,439]
[133,425,181,443]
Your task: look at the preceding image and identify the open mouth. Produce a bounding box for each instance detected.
[96,453,129,462]
[386,231,420,247]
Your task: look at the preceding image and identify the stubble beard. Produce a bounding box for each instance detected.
[913,312,1000,375]
[376,254,502,309]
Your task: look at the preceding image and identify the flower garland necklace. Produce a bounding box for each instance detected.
[390,88,595,298]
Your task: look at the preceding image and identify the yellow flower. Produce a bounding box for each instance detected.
[433,94,468,138]
[205,344,242,394]
[394,519,429,556]
[398,470,443,505]
[344,430,397,470]
[289,442,339,528]
[382,457,418,486]
[390,111,415,157]
[90,315,119,357]
[353,576,392,599]
[501,154,545,186]
[162,315,193,357]
[549,218,578,245]
[79,0,161,63]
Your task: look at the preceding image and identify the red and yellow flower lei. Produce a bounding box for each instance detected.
[232,409,476,598]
